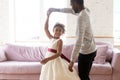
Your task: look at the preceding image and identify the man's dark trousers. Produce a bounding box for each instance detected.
[78,51,96,80]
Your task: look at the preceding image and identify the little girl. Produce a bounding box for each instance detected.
[39,12,80,80]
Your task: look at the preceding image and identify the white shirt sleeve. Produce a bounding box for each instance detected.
[49,8,77,15]
[71,14,86,62]
[59,8,75,14]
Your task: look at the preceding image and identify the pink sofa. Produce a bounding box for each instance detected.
[0,42,120,80]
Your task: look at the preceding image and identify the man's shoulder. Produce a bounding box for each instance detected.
[78,12,89,21]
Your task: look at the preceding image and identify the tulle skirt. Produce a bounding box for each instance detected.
[39,52,80,80]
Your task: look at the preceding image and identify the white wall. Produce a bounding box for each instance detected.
[0,0,114,45]
[67,0,113,37]
[0,0,9,45]
[66,0,113,44]
[84,0,113,37]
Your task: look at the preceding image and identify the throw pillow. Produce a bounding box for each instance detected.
[94,45,108,64]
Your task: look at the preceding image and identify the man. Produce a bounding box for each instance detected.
[48,0,97,80]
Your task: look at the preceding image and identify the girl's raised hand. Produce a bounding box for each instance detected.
[47,8,52,17]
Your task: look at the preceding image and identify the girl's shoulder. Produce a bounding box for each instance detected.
[51,38,62,41]
[56,38,62,41]
[50,38,62,43]
[57,39,63,44]
[58,38,62,41]
[51,38,63,44]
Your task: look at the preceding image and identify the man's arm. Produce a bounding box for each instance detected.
[71,16,86,62]
[47,8,77,15]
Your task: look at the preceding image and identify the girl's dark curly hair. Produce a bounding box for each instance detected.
[53,23,65,34]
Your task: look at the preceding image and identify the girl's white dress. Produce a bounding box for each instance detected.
[39,38,80,80]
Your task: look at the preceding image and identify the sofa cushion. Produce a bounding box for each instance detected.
[91,62,112,75]
[74,62,112,75]
[0,61,41,74]
[4,44,47,62]
[0,48,7,62]
[94,45,108,64]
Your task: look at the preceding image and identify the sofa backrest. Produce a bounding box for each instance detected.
[3,42,113,62]
[4,43,47,62]
[4,43,74,62]
[62,44,74,61]
[62,42,113,63]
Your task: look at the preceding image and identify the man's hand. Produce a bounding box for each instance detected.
[68,61,74,72]
[40,58,49,64]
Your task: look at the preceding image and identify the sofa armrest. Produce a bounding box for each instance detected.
[111,48,120,80]
[0,48,7,62]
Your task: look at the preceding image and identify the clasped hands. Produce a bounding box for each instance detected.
[47,8,58,16]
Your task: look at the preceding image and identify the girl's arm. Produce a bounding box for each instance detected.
[41,39,63,64]
[44,14,53,39]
